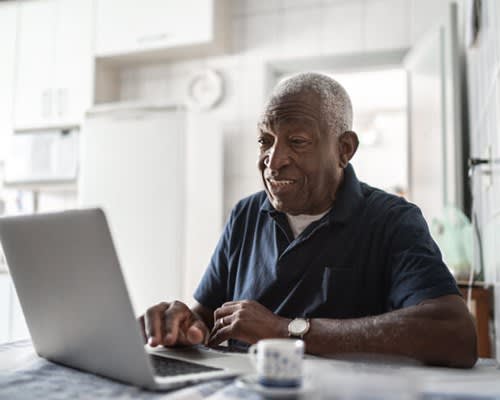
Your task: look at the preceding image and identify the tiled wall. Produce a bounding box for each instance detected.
[465,0,500,283]
[118,0,463,298]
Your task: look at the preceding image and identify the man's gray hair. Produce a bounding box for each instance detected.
[266,72,353,136]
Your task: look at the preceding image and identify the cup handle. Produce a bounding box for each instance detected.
[248,344,258,368]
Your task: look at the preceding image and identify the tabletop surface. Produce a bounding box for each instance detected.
[1,340,499,400]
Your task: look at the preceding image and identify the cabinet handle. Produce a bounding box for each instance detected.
[137,33,171,44]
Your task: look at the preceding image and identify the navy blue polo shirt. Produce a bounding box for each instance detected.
[194,164,459,319]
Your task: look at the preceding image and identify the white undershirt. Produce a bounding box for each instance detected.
[285,209,331,238]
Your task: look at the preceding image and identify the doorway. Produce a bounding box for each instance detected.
[333,69,407,196]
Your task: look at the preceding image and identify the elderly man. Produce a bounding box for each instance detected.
[140,72,477,368]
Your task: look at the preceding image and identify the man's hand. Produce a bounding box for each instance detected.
[138,301,210,347]
[208,300,289,346]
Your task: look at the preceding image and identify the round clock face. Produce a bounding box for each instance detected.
[290,319,308,333]
[186,69,224,111]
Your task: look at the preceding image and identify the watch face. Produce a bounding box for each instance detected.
[290,319,307,334]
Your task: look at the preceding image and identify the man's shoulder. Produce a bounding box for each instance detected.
[360,182,421,221]
[234,190,267,208]
[222,191,269,237]
[230,190,268,218]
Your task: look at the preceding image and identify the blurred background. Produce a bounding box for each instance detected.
[0,0,498,359]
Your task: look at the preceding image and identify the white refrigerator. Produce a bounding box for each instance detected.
[80,103,188,314]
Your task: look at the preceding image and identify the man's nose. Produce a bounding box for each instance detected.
[265,143,291,171]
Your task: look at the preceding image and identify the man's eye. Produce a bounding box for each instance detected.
[258,137,272,146]
[290,138,308,146]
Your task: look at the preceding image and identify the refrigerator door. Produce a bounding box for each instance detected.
[79,105,186,313]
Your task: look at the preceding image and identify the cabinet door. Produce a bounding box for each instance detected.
[0,3,17,162]
[53,0,93,125]
[14,0,56,129]
[95,0,212,56]
[0,275,11,343]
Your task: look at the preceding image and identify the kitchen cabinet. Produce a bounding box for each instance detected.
[94,0,227,61]
[0,2,18,162]
[458,282,493,358]
[13,0,93,130]
[52,0,94,125]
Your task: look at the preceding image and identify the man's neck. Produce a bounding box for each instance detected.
[286,209,330,238]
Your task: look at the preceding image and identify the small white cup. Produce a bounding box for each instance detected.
[248,339,304,388]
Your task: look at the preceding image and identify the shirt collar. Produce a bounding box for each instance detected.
[259,197,278,215]
[327,163,364,224]
[259,163,364,225]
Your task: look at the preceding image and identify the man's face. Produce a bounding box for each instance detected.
[258,93,344,215]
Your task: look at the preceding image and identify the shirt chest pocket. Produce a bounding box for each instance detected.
[319,266,358,318]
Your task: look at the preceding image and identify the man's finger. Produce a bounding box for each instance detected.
[163,313,182,346]
[211,312,236,335]
[209,311,238,345]
[145,306,166,347]
[186,325,204,345]
[187,319,209,345]
[221,300,244,307]
[163,302,191,346]
[208,325,233,347]
[153,310,165,346]
[213,304,239,322]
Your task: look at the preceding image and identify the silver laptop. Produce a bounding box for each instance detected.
[0,208,252,390]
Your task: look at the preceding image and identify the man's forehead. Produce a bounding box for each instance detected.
[260,91,324,132]
[267,90,320,111]
[258,116,318,133]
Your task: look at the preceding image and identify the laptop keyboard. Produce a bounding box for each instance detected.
[150,354,223,377]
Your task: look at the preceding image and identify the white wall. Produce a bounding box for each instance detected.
[465,0,500,284]
[116,0,463,300]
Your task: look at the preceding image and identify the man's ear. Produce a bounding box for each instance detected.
[338,131,359,167]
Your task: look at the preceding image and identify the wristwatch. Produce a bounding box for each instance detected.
[287,318,310,339]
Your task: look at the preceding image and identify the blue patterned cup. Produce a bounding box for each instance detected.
[249,339,304,388]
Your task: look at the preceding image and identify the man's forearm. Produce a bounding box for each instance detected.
[301,295,477,368]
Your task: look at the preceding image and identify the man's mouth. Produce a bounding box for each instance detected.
[268,178,295,185]
[267,178,297,193]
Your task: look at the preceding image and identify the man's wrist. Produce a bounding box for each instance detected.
[277,317,293,338]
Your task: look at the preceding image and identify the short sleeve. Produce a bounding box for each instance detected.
[193,210,234,310]
[388,205,460,309]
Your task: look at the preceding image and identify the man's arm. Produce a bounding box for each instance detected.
[209,294,477,368]
[303,295,477,368]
